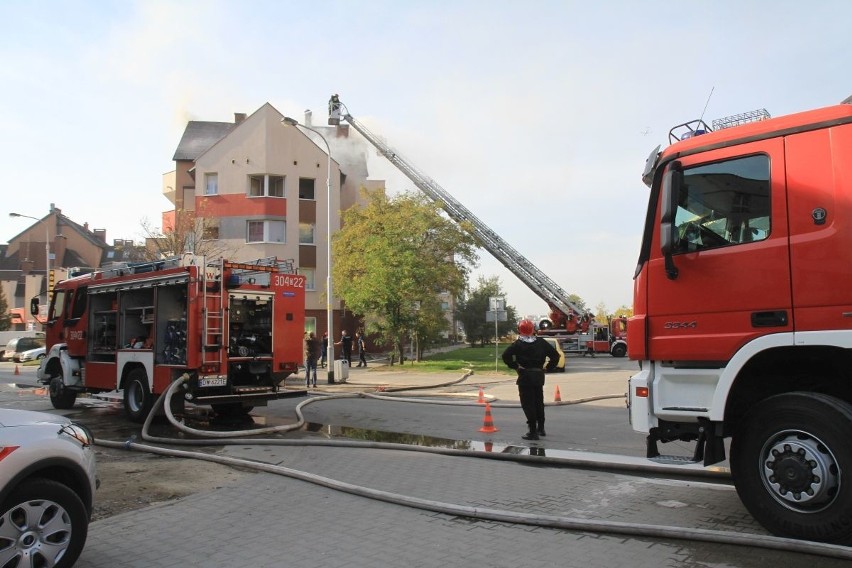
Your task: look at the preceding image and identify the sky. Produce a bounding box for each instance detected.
[1,0,850,318]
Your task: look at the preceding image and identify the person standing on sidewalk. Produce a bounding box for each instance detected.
[355,332,368,367]
[337,330,353,366]
[304,332,319,388]
[501,319,559,440]
[320,332,328,368]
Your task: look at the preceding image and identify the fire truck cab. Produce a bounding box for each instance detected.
[629,99,852,544]
[34,254,305,422]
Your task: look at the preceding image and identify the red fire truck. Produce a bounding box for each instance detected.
[541,315,628,357]
[33,254,305,422]
[629,98,852,543]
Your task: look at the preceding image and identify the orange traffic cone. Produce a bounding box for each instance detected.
[477,386,485,404]
[479,402,499,433]
[554,385,562,402]
[14,365,20,376]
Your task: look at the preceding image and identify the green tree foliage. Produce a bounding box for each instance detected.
[332,189,478,364]
[0,286,11,331]
[594,301,609,324]
[613,305,633,318]
[595,301,632,324]
[456,275,518,346]
[567,293,587,314]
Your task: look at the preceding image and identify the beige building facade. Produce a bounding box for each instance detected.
[164,103,384,338]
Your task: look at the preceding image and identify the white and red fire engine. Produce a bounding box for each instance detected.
[629,98,852,544]
[34,254,305,422]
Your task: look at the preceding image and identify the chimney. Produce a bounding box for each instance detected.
[234,113,247,124]
[83,222,89,231]
[93,229,106,242]
[304,110,313,128]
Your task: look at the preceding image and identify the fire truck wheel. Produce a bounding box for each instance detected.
[610,343,627,358]
[123,368,153,423]
[730,391,852,545]
[48,377,77,410]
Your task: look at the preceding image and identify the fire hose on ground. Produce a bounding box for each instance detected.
[93,373,852,561]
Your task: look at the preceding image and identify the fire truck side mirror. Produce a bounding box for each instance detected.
[660,161,683,280]
[30,297,39,316]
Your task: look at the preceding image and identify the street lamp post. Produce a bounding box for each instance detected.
[282,116,336,383]
[9,211,50,330]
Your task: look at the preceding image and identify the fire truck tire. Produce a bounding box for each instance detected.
[730,391,852,545]
[49,377,77,410]
[123,368,153,423]
[610,343,627,358]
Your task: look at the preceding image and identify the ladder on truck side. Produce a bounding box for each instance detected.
[335,100,584,321]
[202,258,226,367]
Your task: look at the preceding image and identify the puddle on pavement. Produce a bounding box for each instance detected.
[14,384,558,458]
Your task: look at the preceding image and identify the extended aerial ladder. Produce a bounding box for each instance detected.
[329,97,584,326]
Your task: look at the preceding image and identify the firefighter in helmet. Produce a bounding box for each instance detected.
[501,319,560,440]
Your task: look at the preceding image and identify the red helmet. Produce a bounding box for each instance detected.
[518,319,535,336]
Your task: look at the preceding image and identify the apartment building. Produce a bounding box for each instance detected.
[164,103,385,337]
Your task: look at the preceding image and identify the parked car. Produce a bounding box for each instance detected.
[2,336,46,362]
[543,337,566,372]
[15,346,46,363]
[0,408,98,568]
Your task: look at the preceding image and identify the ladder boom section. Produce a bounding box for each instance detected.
[341,111,583,317]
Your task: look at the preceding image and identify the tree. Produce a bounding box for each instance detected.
[594,301,609,324]
[567,293,588,314]
[140,200,233,260]
[456,276,518,347]
[0,286,11,331]
[595,301,632,324]
[332,189,478,364]
[613,305,633,318]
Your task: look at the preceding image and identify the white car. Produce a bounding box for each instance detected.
[0,409,98,568]
[15,346,46,363]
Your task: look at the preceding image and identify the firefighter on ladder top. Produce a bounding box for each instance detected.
[328,94,341,125]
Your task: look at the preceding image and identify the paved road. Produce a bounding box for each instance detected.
[0,360,848,567]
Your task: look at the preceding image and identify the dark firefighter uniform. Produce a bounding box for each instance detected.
[501,332,559,440]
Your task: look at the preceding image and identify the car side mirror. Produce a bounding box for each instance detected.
[30,297,39,316]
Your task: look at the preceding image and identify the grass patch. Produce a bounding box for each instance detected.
[393,346,514,375]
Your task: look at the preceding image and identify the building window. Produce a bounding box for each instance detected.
[299,267,316,291]
[305,316,317,334]
[299,223,315,244]
[205,173,218,195]
[299,178,316,200]
[246,220,286,243]
[249,174,285,197]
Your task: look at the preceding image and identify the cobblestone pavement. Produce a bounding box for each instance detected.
[74,443,847,568]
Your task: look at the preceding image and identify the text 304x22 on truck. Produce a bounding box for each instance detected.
[33,254,306,423]
[629,96,852,544]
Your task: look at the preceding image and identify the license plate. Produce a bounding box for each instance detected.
[200,377,227,387]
